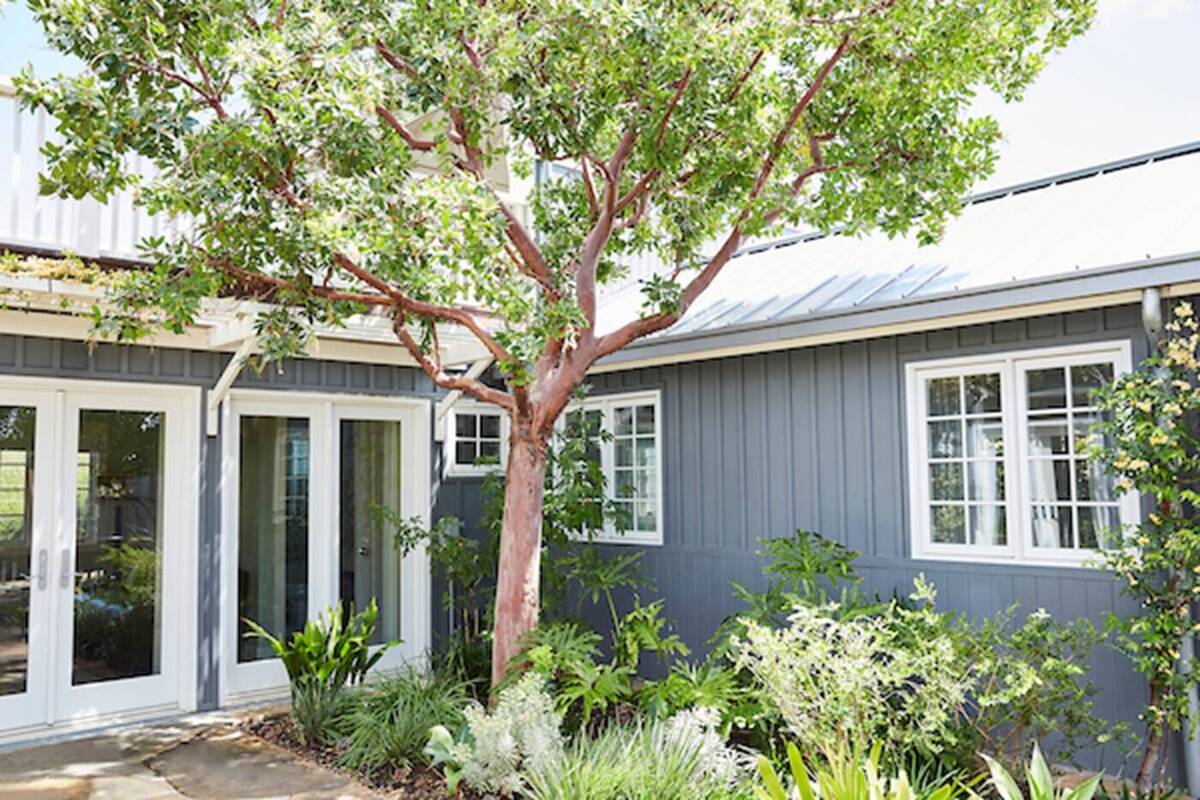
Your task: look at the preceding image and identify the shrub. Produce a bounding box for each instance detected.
[425,671,563,796]
[970,607,1134,770]
[983,744,1102,800]
[523,708,755,800]
[334,666,470,773]
[755,743,967,800]
[243,600,393,744]
[734,578,973,765]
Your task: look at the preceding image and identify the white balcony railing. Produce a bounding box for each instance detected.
[0,76,167,261]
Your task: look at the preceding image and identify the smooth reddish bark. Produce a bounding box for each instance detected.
[490,422,549,687]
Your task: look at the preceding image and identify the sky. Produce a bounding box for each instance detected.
[1,0,1197,193]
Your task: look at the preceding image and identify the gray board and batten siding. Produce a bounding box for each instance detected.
[0,332,440,711]
[437,301,1171,777]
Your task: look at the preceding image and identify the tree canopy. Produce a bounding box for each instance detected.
[16,0,1093,425]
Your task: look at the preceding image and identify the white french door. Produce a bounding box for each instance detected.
[0,379,199,741]
[220,391,430,704]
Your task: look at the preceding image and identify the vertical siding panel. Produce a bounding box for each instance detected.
[841,342,869,554]
[719,359,743,549]
[743,355,768,543]
[680,363,702,548]
[765,351,792,537]
[815,346,844,543]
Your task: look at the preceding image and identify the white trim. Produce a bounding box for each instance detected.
[443,402,508,478]
[219,389,431,707]
[567,389,664,546]
[905,340,1138,567]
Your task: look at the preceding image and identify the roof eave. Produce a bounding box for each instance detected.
[594,250,1200,371]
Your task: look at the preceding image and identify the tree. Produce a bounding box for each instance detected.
[1090,301,1200,790]
[15,0,1094,687]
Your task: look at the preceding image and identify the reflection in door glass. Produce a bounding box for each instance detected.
[0,407,35,697]
[339,420,402,644]
[239,417,310,662]
[73,410,164,686]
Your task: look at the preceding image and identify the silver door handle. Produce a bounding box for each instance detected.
[35,548,48,591]
[60,548,71,589]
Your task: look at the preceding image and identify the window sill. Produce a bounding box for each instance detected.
[910,548,1107,569]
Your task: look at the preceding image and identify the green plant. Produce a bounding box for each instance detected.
[983,744,1102,800]
[1089,301,1200,788]
[425,671,562,797]
[244,600,393,744]
[755,743,966,800]
[639,660,744,725]
[334,666,470,773]
[970,606,1134,771]
[613,597,690,671]
[734,578,974,766]
[524,709,755,800]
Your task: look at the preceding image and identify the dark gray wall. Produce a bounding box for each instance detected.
[0,333,437,711]
[437,303,1170,777]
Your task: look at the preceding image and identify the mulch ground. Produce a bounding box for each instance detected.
[242,712,475,799]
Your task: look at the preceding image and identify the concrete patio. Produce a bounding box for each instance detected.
[0,713,379,799]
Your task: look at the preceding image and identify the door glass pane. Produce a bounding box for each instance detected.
[1027,368,1067,410]
[0,407,35,697]
[339,420,402,644]
[73,410,164,685]
[239,417,309,663]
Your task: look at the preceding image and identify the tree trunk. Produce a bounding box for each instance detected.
[490,426,548,689]
[1137,682,1166,791]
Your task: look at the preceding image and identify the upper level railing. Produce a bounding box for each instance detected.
[0,77,170,261]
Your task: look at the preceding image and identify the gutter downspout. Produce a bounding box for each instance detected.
[1144,287,1200,795]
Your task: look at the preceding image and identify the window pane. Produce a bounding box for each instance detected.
[614,469,636,499]
[966,418,1004,457]
[927,420,962,458]
[931,505,966,544]
[1028,459,1071,502]
[1071,363,1114,408]
[969,505,1007,546]
[73,410,164,685]
[615,439,634,467]
[967,461,1005,502]
[0,407,35,697]
[339,420,402,644]
[1027,368,1067,410]
[1031,505,1073,548]
[1028,419,1069,456]
[636,438,656,469]
[929,463,963,501]
[965,373,1001,414]
[636,500,657,532]
[636,405,655,435]
[614,407,634,436]
[1078,506,1122,549]
[479,440,501,461]
[455,413,477,438]
[479,414,500,439]
[1072,415,1109,452]
[927,377,960,416]
[455,441,477,465]
[636,468,655,499]
[1075,459,1115,502]
[239,417,309,663]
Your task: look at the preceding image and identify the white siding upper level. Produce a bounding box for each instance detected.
[0,78,167,261]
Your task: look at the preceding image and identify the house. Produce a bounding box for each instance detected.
[3,68,1200,774]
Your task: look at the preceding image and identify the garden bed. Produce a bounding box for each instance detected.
[242,712,470,800]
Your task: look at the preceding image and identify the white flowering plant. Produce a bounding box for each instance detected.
[733,577,974,765]
[1089,300,1200,789]
[425,671,563,796]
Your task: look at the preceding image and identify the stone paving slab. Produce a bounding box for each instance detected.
[0,714,380,800]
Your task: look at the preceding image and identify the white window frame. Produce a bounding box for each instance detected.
[566,389,664,546]
[445,402,508,477]
[219,389,431,705]
[906,340,1138,566]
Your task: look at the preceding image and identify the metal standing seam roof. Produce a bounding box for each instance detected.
[595,140,1200,343]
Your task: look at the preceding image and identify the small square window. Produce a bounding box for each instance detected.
[447,407,507,475]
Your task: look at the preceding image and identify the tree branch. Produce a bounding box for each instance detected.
[374,41,422,81]
[392,316,516,410]
[374,106,437,151]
